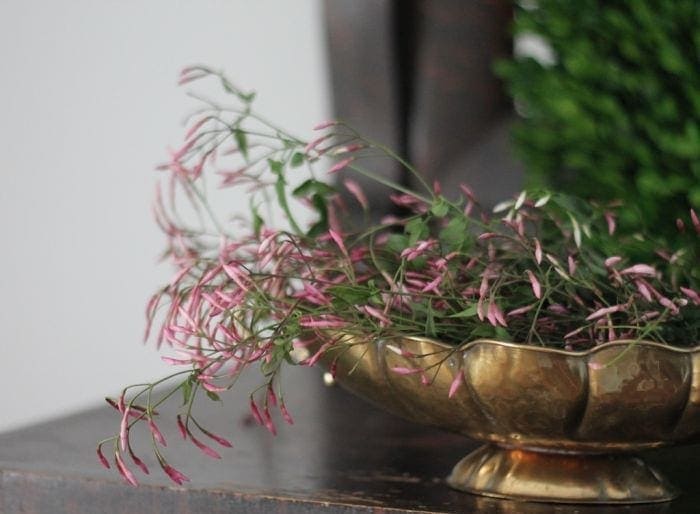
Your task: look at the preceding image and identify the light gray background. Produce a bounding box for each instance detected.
[0,1,329,432]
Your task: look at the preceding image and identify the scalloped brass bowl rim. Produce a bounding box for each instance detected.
[385,336,700,356]
[328,333,700,451]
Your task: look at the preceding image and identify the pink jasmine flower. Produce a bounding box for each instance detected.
[327,157,354,174]
[249,399,264,426]
[328,229,349,256]
[604,256,622,268]
[691,208,700,234]
[533,238,543,264]
[162,464,190,485]
[620,264,657,277]
[659,297,680,315]
[358,305,392,326]
[190,434,221,459]
[391,366,423,375]
[304,134,331,153]
[448,371,464,398]
[604,211,616,235]
[128,448,149,475]
[176,415,187,439]
[507,304,535,317]
[681,287,700,305]
[313,120,338,130]
[115,452,138,487]
[635,280,653,302]
[586,304,624,321]
[280,402,295,425]
[525,270,541,299]
[343,179,369,210]
[262,407,277,436]
[96,445,110,470]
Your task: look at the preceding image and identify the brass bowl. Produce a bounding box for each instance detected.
[322,336,700,504]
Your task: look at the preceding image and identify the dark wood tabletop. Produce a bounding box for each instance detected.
[1,366,698,513]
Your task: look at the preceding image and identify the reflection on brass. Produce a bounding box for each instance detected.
[321,337,700,504]
[448,444,677,504]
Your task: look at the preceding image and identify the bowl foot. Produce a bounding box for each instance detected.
[447,444,678,504]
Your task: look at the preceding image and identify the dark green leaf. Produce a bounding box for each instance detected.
[292,179,335,198]
[290,152,305,168]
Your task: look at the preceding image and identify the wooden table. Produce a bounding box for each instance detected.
[1,367,697,513]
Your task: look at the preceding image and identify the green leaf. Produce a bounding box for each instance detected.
[234,129,248,160]
[206,390,221,402]
[181,377,193,406]
[306,194,329,237]
[269,159,302,235]
[292,179,335,198]
[328,284,371,306]
[386,233,409,254]
[405,217,428,246]
[250,201,264,238]
[439,216,468,251]
[430,197,450,217]
[448,305,478,318]
[290,152,305,168]
[494,326,512,342]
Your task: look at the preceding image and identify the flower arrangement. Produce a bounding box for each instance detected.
[98,66,700,486]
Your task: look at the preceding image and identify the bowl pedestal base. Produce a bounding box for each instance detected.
[447,444,678,504]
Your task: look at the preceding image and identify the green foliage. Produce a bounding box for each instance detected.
[496,0,700,254]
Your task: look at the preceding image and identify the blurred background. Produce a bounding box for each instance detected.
[0,1,329,432]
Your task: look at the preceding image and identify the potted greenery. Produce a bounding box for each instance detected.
[99,67,700,504]
[496,0,700,266]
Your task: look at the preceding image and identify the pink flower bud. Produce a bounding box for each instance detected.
[691,209,700,234]
[604,256,622,268]
[313,120,338,130]
[327,157,354,174]
[681,287,700,305]
[280,402,295,425]
[249,399,264,426]
[620,264,656,277]
[96,445,110,470]
[176,415,188,440]
[533,238,543,265]
[148,419,167,447]
[391,366,422,375]
[586,304,623,321]
[448,371,464,399]
[162,463,190,485]
[526,270,542,299]
[190,434,222,459]
[262,407,277,436]
[604,211,616,235]
[129,448,150,475]
[115,452,138,487]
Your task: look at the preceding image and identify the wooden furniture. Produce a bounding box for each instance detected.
[1,366,698,513]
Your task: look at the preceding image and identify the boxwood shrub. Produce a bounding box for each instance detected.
[496,0,700,257]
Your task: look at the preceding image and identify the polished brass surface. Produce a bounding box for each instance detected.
[322,337,700,504]
[448,444,678,504]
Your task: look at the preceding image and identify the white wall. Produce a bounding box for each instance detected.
[0,1,330,432]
